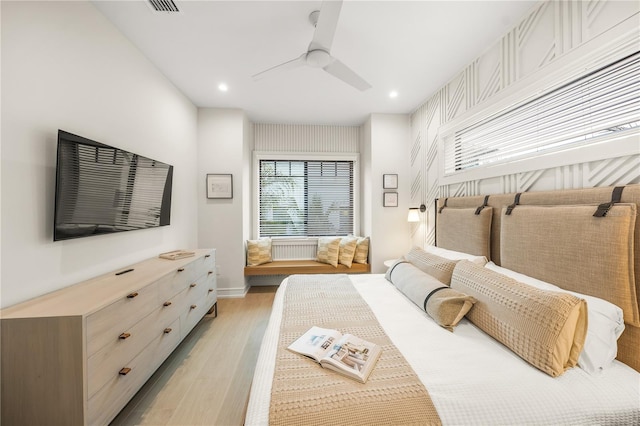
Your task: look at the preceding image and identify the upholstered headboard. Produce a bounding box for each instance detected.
[436,184,640,372]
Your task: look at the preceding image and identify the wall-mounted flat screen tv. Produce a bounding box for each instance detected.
[54,130,173,241]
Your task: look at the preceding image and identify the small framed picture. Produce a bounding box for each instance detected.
[383,174,398,189]
[206,174,233,199]
[383,192,398,207]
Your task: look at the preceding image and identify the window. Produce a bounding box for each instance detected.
[258,159,355,237]
[444,51,640,176]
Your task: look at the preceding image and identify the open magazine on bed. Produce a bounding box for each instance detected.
[287,326,382,383]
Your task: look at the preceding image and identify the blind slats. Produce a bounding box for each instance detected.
[445,52,640,174]
[259,160,354,237]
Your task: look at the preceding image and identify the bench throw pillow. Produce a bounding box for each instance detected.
[451,260,587,377]
[352,236,370,264]
[246,237,272,266]
[338,236,358,268]
[404,246,459,285]
[386,260,475,331]
[316,237,341,267]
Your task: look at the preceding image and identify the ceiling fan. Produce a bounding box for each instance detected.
[252,0,371,91]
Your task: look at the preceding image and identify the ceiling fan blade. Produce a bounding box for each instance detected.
[252,54,306,81]
[323,58,371,91]
[309,0,343,52]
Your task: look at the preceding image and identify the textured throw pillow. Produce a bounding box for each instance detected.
[338,236,358,268]
[386,260,475,331]
[484,261,625,375]
[404,246,459,285]
[352,236,370,264]
[316,237,341,267]
[451,260,588,377]
[246,238,272,266]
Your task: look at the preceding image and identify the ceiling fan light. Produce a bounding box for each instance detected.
[306,50,332,68]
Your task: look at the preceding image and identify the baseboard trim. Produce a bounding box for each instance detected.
[217,285,249,298]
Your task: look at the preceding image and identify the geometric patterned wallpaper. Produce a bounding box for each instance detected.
[409,0,640,247]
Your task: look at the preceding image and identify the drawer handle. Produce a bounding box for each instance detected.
[208,289,214,293]
[205,254,211,258]
[208,271,213,275]
[163,301,172,307]
[127,292,139,299]
[119,333,131,340]
[177,268,185,272]
[190,304,197,310]
[119,368,131,376]
[164,328,173,334]
[190,283,197,288]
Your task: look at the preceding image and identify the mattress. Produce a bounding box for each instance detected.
[245,274,640,425]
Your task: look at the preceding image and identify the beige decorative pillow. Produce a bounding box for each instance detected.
[404,246,459,285]
[500,203,638,326]
[352,236,370,264]
[316,237,341,267]
[450,260,588,377]
[338,236,358,268]
[436,207,493,259]
[246,237,272,266]
[386,260,475,331]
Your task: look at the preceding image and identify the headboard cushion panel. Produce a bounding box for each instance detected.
[436,207,492,259]
[500,204,637,326]
[436,184,640,372]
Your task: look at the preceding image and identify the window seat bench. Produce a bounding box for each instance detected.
[244,260,371,276]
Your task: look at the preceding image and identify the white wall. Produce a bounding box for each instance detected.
[409,0,640,248]
[197,108,248,298]
[364,114,411,273]
[0,1,198,308]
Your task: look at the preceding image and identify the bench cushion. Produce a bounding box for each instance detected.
[244,260,371,276]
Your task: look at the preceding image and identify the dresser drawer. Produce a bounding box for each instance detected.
[86,282,158,356]
[87,287,186,398]
[156,262,198,302]
[181,285,216,338]
[191,251,215,277]
[87,317,181,426]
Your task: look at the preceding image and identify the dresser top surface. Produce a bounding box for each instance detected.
[0,249,214,319]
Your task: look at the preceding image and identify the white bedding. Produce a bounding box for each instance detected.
[245,274,640,425]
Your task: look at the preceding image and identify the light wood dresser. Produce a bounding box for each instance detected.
[1,248,217,425]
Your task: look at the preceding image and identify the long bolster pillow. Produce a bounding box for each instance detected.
[451,260,588,377]
[386,260,475,331]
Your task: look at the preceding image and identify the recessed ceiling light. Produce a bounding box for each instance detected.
[389,90,398,98]
[218,83,228,92]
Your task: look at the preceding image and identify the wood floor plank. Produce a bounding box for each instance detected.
[111,286,277,426]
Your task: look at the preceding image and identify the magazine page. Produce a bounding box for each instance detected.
[320,333,382,383]
[288,326,343,363]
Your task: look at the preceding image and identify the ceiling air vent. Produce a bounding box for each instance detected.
[148,0,179,13]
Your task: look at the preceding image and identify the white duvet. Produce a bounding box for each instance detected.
[245,274,640,425]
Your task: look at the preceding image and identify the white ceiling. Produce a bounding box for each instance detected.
[92,0,538,126]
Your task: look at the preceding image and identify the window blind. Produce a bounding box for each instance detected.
[445,51,640,175]
[259,159,354,237]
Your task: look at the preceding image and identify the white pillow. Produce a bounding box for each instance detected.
[424,245,488,265]
[484,262,625,374]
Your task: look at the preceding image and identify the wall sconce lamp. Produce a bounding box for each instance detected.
[408,204,427,222]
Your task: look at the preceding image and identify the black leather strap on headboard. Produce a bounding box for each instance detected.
[475,195,490,215]
[438,198,448,214]
[593,186,625,217]
[505,193,522,215]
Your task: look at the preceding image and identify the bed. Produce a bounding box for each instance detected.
[245,185,640,425]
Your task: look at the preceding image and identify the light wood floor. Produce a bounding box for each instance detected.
[111,286,277,426]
